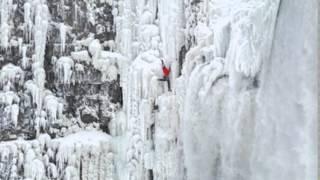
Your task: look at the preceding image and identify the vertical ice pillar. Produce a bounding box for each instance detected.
[24,1,32,41]
[60,23,66,54]
[158,0,184,85]
[31,1,50,131]
[0,0,13,48]
[115,0,136,61]
[34,3,49,66]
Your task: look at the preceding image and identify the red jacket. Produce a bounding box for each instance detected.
[162,66,170,77]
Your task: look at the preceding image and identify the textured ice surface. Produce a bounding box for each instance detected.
[250,0,318,179]
[0,131,114,179]
[55,56,74,84]
[114,0,317,180]
[0,0,317,180]
[0,64,24,88]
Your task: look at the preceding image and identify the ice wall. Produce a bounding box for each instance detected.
[180,0,317,180]
[251,0,318,179]
[115,0,318,180]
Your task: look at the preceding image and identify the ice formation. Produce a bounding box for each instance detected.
[25,80,42,111]
[0,131,114,180]
[55,56,74,85]
[22,45,30,69]
[0,0,13,48]
[44,92,62,124]
[0,91,20,130]
[34,2,49,66]
[0,91,20,105]
[24,1,32,41]
[33,67,46,89]
[71,51,91,64]
[0,64,24,88]
[112,0,317,180]
[0,0,317,180]
[60,23,67,54]
[11,104,19,128]
[71,39,127,81]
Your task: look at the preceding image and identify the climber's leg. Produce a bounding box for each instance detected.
[167,78,171,92]
[158,76,171,91]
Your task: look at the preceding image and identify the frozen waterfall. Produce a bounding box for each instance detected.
[0,0,317,180]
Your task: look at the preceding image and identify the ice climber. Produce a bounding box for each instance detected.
[158,59,171,91]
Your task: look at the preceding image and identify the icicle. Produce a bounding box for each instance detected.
[87,3,95,26]
[89,39,102,58]
[18,38,23,54]
[60,0,65,20]
[22,45,29,69]
[0,22,10,48]
[33,67,46,89]
[48,163,58,179]
[0,63,24,88]
[31,159,45,180]
[34,29,44,65]
[0,91,20,105]
[11,104,19,128]
[24,148,36,178]
[24,80,42,111]
[55,57,74,84]
[34,3,49,66]
[74,2,78,24]
[41,4,50,21]
[44,94,61,123]
[24,2,32,41]
[213,19,231,58]
[60,23,66,54]
[0,0,13,48]
[34,111,47,134]
[38,133,51,150]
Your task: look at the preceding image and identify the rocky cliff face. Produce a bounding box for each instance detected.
[0,0,120,138]
[0,0,121,179]
[0,0,317,180]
